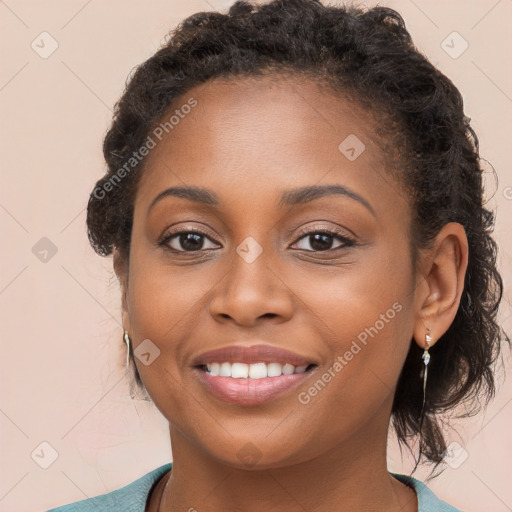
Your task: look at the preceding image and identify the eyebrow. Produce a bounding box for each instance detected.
[148,184,376,217]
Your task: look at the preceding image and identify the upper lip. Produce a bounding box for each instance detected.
[191,344,318,367]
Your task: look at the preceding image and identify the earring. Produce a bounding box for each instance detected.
[122,331,151,402]
[419,329,432,424]
[123,331,131,370]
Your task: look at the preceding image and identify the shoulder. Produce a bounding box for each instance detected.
[46,462,173,512]
[390,472,464,512]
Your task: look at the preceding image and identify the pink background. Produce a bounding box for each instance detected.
[1,1,511,511]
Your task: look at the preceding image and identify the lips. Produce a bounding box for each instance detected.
[190,343,319,405]
[190,344,318,368]
[196,369,315,405]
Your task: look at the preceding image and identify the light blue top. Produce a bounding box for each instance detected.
[46,462,463,511]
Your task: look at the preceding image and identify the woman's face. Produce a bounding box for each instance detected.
[121,76,422,468]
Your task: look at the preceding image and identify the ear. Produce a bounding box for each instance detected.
[413,222,468,350]
[113,248,131,333]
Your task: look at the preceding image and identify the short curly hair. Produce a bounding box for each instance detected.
[86,0,507,477]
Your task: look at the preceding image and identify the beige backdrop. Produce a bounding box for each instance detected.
[1,1,511,511]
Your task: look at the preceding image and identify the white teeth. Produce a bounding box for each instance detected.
[219,362,231,377]
[204,361,311,379]
[231,362,249,378]
[267,362,282,377]
[282,363,295,375]
[248,363,267,379]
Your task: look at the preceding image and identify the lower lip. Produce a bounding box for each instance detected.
[194,367,313,405]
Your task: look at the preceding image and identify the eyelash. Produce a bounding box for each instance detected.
[158,226,356,253]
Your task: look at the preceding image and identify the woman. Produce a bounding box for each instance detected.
[47,0,506,510]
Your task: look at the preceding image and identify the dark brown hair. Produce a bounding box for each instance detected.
[86,0,508,478]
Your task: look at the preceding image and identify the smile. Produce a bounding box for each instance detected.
[203,361,314,379]
[194,362,317,405]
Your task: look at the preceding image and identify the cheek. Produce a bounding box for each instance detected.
[126,244,217,343]
[123,247,222,415]
[292,247,415,407]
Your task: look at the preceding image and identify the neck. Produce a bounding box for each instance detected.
[157,400,417,512]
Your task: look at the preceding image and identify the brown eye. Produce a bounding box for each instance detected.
[292,230,355,252]
[160,230,220,252]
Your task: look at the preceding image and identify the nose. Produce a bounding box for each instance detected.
[208,247,294,327]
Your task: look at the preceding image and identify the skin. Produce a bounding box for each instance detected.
[114,76,468,512]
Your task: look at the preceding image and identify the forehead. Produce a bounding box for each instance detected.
[135,75,407,215]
